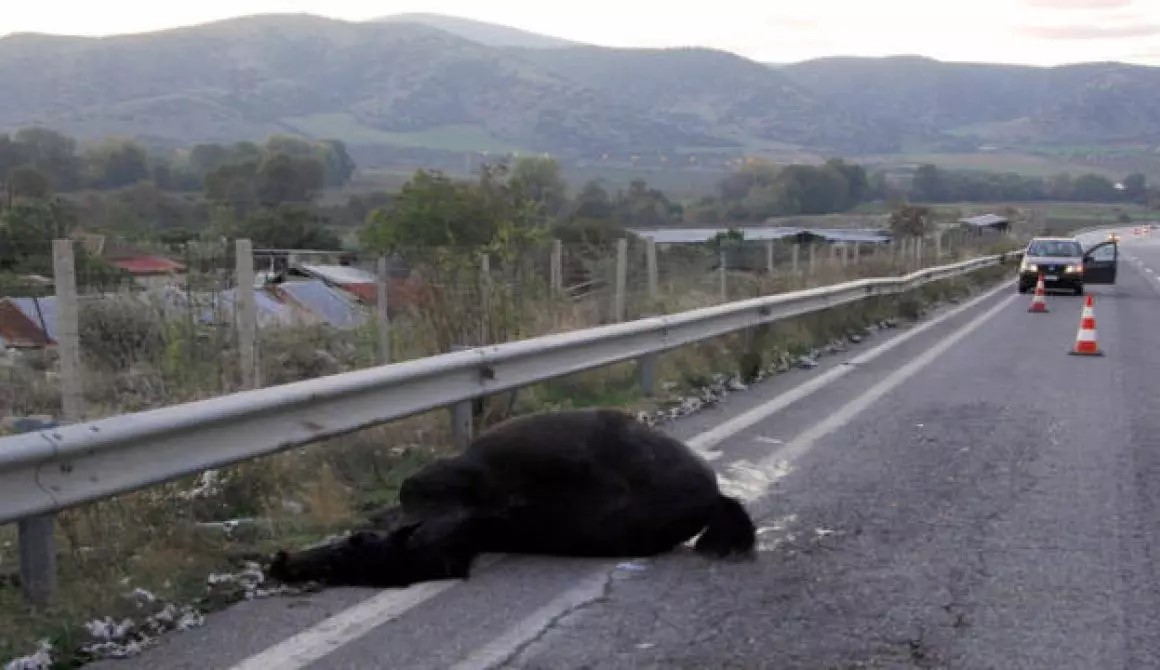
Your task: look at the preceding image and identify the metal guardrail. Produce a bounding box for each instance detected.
[0,251,1021,529]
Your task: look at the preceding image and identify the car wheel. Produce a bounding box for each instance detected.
[1018,284,1029,294]
[1075,285,1084,296]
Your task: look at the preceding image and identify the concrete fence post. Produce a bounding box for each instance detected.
[614,238,627,322]
[235,239,257,389]
[550,239,563,296]
[719,250,727,302]
[646,237,658,300]
[17,239,88,606]
[376,255,391,365]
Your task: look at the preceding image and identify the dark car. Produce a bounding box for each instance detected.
[1017,236,1118,295]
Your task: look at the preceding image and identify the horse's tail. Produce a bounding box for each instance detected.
[693,494,757,558]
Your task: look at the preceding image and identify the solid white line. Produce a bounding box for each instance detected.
[688,277,1015,459]
[726,290,1019,503]
[226,555,504,670]
[228,277,1015,670]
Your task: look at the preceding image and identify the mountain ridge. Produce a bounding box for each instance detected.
[0,12,1157,167]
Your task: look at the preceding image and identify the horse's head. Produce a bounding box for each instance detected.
[267,524,421,588]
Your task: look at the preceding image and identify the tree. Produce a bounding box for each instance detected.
[572,180,614,219]
[6,167,51,202]
[239,205,341,250]
[911,164,945,202]
[87,138,149,189]
[13,127,82,190]
[612,179,680,227]
[204,160,259,218]
[189,143,233,176]
[1123,173,1148,204]
[0,199,73,272]
[255,153,325,206]
[508,156,567,218]
[888,203,930,238]
[319,140,356,188]
[1070,174,1118,202]
[825,158,869,204]
[362,170,496,253]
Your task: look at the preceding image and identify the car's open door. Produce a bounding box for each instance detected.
[1083,240,1118,284]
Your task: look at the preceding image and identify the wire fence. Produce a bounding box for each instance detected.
[0,225,1022,663]
[0,227,1016,426]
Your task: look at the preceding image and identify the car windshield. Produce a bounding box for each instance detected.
[1027,240,1082,257]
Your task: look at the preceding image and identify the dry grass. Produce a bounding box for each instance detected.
[0,235,1019,667]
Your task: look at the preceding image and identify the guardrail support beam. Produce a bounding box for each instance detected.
[451,400,474,450]
[19,514,56,607]
[639,352,658,397]
[0,253,1019,538]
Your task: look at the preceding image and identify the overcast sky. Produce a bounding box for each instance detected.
[3,0,1158,66]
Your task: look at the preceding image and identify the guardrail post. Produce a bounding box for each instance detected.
[765,240,774,278]
[19,513,56,608]
[376,255,391,365]
[791,243,800,277]
[614,238,627,322]
[449,345,474,449]
[808,243,816,276]
[235,239,257,389]
[638,352,657,397]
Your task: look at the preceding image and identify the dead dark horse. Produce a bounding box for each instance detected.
[267,408,757,589]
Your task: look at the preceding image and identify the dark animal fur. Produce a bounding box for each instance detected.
[268,408,756,588]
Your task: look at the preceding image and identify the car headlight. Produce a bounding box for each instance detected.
[1021,262,1038,273]
[1065,265,1082,274]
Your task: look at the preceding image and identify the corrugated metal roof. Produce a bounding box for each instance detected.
[0,299,53,347]
[296,264,378,285]
[156,287,297,328]
[812,229,893,243]
[278,280,367,330]
[626,227,804,244]
[959,214,1009,227]
[8,297,58,343]
[626,227,892,244]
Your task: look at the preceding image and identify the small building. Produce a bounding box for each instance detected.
[109,255,188,290]
[958,214,1010,235]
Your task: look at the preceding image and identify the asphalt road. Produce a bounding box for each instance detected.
[88,225,1160,670]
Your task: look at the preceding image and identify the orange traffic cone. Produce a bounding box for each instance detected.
[1028,272,1048,313]
[1068,295,1103,356]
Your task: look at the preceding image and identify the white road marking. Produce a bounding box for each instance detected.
[715,291,1019,505]
[688,277,1016,460]
[228,278,1017,670]
[226,554,504,670]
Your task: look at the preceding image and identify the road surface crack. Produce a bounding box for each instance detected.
[485,567,616,670]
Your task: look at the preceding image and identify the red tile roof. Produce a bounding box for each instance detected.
[110,256,187,275]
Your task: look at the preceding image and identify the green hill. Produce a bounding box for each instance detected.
[1,13,1158,171]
